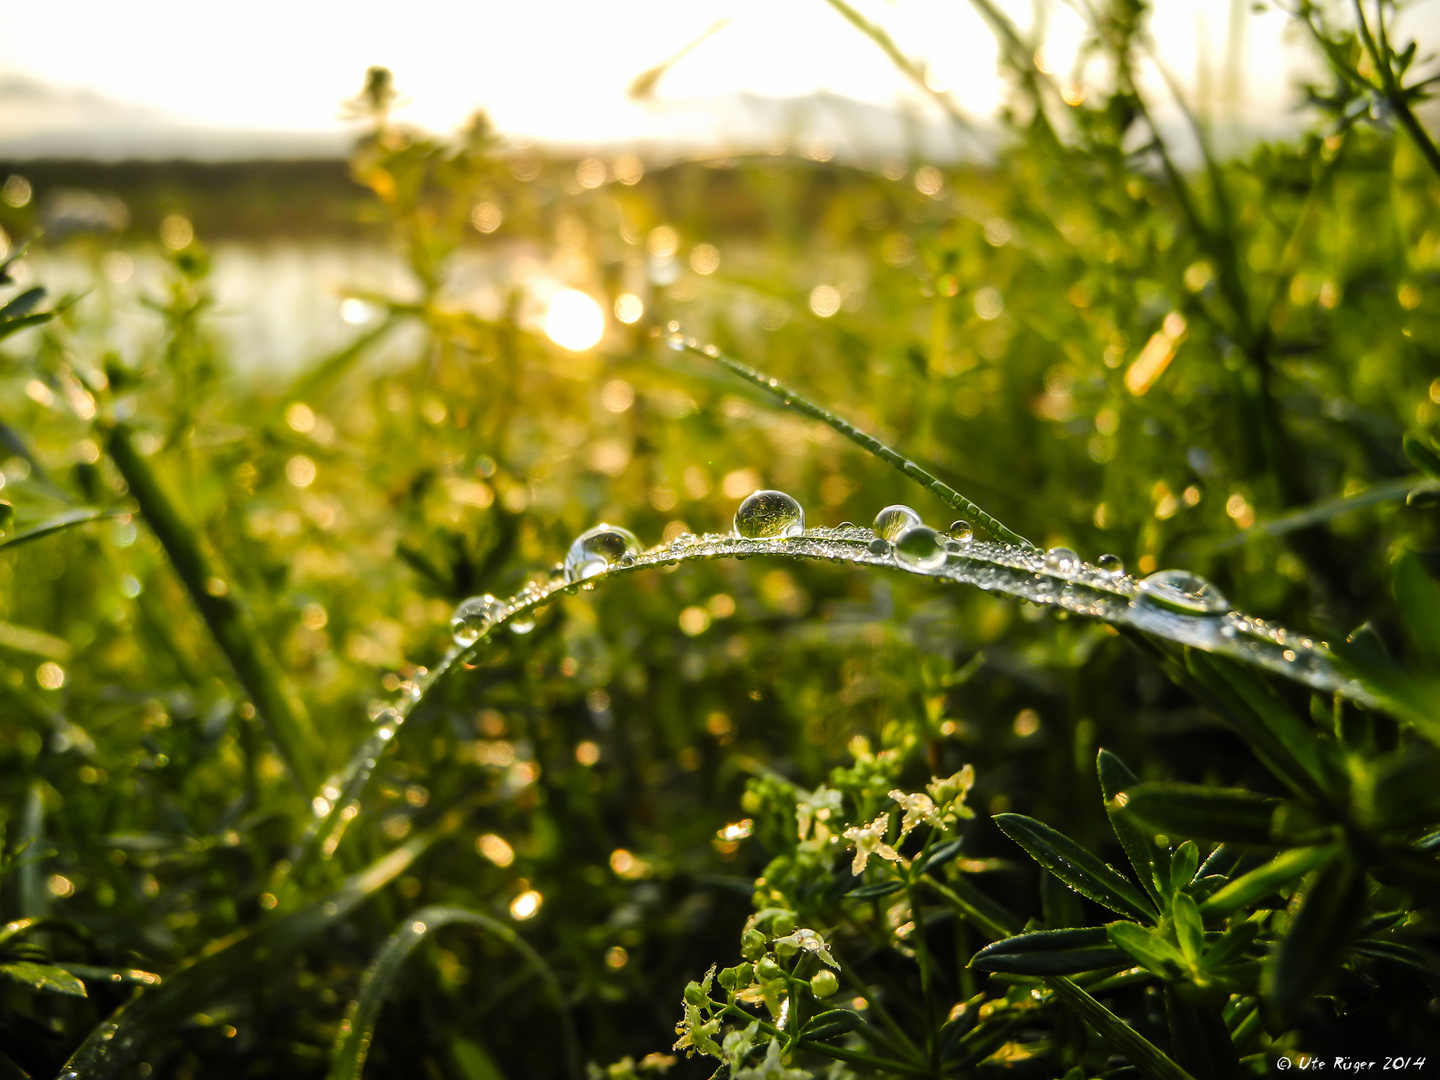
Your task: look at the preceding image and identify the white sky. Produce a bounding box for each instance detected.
[1,0,1437,152]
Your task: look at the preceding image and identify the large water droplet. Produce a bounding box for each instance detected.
[451,594,504,647]
[564,524,641,582]
[895,525,946,570]
[734,489,805,538]
[1096,553,1125,577]
[948,520,973,542]
[873,504,922,541]
[1044,547,1080,573]
[1137,569,1229,616]
[867,537,892,556]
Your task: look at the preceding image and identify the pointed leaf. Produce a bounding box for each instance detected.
[1393,551,1440,669]
[1098,749,1166,904]
[1266,856,1365,1014]
[0,960,86,997]
[0,312,52,342]
[1172,893,1205,963]
[970,927,1133,975]
[1184,652,1344,802]
[1199,845,1334,918]
[799,1009,865,1042]
[0,508,116,550]
[1107,922,1190,978]
[328,905,578,1080]
[994,813,1157,922]
[0,286,45,321]
[1122,783,1280,845]
[1404,434,1440,481]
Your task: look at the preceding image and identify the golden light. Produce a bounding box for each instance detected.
[510,889,543,920]
[543,288,606,351]
[477,833,515,867]
[809,285,841,318]
[613,293,644,324]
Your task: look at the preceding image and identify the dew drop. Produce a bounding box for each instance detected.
[943,539,964,555]
[1044,547,1080,573]
[451,594,504,647]
[734,489,805,538]
[510,615,536,635]
[947,520,973,542]
[873,504,922,541]
[895,525,946,570]
[867,537,892,556]
[564,524,641,582]
[1136,569,1229,616]
[1096,553,1125,576]
[666,331,685,351]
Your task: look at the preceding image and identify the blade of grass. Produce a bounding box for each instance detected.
[328,905,579,1080]
[60,805,470,1078]
[0,508,117,550]
[1043,976,1197,1080]
[104,421,320,791]
[674,337,1034,547]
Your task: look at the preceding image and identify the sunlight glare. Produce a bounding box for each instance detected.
[544,288,606,351]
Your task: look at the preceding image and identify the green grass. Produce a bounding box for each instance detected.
[2,3,1440,1077]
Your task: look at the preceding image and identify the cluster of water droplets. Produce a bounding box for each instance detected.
[437,487,1361,700]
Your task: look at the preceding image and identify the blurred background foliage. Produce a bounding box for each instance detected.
[1,0,1439,1076]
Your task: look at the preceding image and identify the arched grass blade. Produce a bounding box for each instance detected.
[58,808,468,1078]
[671,335,1034,548]
[328,905,579,1080]
[0,508,117,550]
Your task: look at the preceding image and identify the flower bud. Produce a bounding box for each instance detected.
[811,970,839,998]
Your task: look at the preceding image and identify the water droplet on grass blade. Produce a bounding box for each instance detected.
[1137,569,1229,616]
[451,594,504,647]
[734,489,805,538]
[1044,547,1079,573]
[867,537,892,556]
[564,524,641,582]
[873,504,922,541]
[1097,553,1125,576]
[948,520,973,542]
[895,525,946,569]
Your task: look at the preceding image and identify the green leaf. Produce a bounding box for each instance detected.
[799,1009,865,1041]
[847,880,904,900]
[1170,842,1199,890]
[1107,922,1191,978]
[913,838,965,875]
[1042,975,1197,1080]
[1098,749,1166,905]
[59,816,459,1078]
[1266,856,1366,1014]
[0,312,52,342]
[1184,652,1344,802]
[994,813,1157,923]
[328,905,578,1080]
[1393,552,1440,669]
[0,960,87,997]
[1172,893,1205,963]
[1198,845,1334,918]
[1404,434,1440,481]
[0,286,45,321]
[970,927,1133,975]
[449,1036,507,1080]
[1203,919,1261,968]
[0,508,116,551]
[1122,783,1280,845]
[1352,939,1440,976]
[1371,748,1440,831]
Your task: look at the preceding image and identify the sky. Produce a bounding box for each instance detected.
[1,0,1437,157]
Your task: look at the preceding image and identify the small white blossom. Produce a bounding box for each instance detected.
[773,927,839,969]
[842,813,901,874]
[733,1039,811,1080]
[796,785,844,842]
[926,764,977,823]
[888,789,941,834]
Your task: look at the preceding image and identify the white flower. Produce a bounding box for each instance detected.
[842,813,902,874]
[796,784,844,842]
[926,764,977,823]
[773,927,839,969]
[888,789,941,834]
[733,1039,810,1080]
